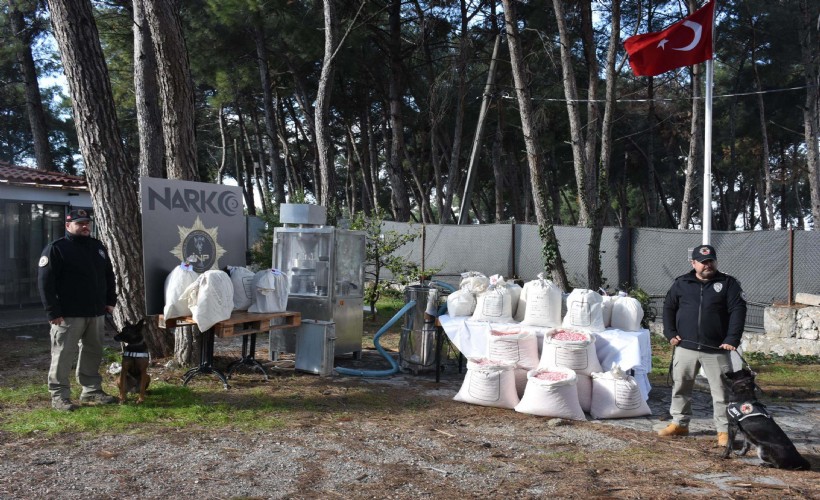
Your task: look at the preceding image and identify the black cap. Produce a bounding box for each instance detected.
[691,244,717,262]
[66,209,92,223]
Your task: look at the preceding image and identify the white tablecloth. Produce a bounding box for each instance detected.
[439,314,652,399]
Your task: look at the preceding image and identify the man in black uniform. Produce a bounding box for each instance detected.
[38,209,118,411]
[658,244,746,446]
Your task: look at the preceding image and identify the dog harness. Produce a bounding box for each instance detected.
[123,351,150,358]
[727,401,771,422]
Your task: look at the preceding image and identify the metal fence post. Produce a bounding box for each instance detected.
[788,228,794,306]
[421,224,426,280]
[510,219,517,279]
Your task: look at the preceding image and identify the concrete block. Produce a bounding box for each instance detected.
[795,293,820,306]
[763,306,796,338]
[796,307,820,340]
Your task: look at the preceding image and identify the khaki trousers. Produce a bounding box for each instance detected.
[47,316,105,400]
[669,346,732,433]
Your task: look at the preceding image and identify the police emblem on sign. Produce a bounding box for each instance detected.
[170,216,226,273]
[182,230,217,273]
[713,283,723,293]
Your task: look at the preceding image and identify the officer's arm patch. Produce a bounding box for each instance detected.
[38,256,49,267]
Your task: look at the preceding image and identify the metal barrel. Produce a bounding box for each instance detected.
[400,285,450,372]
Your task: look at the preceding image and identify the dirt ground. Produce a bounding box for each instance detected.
[0,323,818,499]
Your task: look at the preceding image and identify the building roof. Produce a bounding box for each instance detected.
[0,161,88,190]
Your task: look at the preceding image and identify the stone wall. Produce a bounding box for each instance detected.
[742,305,820,356]
[648,305,820,357]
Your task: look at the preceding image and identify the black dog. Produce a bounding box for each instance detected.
[113,319,151,404]
[721,368,810,470]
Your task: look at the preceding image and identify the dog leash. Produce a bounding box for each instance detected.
[104,313,118,332]
[675,339,765,398]
[677,339,755,372]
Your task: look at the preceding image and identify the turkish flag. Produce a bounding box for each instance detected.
[624,0,715,77]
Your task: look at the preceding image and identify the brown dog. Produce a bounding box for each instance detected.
[113,320,151,404]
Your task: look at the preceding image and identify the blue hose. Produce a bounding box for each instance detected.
[430,280,456,292]
[335,300,417,377]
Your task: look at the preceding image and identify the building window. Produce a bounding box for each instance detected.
[0,202,66,307]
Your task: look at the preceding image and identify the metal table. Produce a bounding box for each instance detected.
[160,311,301,388]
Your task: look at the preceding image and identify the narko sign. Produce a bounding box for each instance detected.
[140,177,246,315]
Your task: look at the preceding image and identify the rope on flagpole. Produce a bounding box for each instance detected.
[497,83,815,103]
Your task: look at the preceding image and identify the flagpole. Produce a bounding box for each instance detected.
[702,59,713,245]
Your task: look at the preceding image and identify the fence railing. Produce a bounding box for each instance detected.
[648,296,765,333]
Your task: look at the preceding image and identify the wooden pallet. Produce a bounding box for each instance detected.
[159,311,301,338]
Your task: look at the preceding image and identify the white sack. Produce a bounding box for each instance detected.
[453,358,520,409]
[506,282,522,319]
[248,269,289,313]
[539,329,603,376]
[487,327,539,397]
[521,274,563,327]
[179,270,234,331]
[575,372,592,413]
[514,367,586,421]
[459,271,490,294]
[471,275,513,323]
[227,265,255,311]
[600,294,615,328]
[610,296,644,332]
[163,263,199,319]
[446,288,476,317]
[513,281,528,322]
[590,366,652,419]
[562,288,605,332]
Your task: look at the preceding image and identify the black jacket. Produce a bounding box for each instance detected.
[37,233,117,321]
[663,270,746,351]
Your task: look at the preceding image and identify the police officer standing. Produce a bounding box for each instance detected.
[658,244,747,446]
[38,209,118,411]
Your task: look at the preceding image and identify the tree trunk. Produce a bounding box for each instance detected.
[249,106,271,214]
[142,0,198,181]
[9,0,54,171]
[315,0,338,209]
[586,0,619,291]
[749,19,775,229]
[798,0,820,228]
[253,19,286,210]
[130,0,171,355]
[441,0,471,224]
[47,0,159,355]
[133,0,165,179]
[386,0,412,221]
[217,105,229,182]
[236,107,257,216]
[552,0,591,228]
[492,120,504,222]
[502,0,568,291]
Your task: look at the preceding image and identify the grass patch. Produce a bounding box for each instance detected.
[645,330,819,397]
[0,382,45,404]
[0,382,288,435]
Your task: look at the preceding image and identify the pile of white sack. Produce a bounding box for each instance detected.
[162,263,290,331]
[453,326,651,420]
[447,272,644,333]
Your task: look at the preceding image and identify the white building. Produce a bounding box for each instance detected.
[0,161,91,307]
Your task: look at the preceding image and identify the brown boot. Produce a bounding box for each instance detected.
[717,432,729,447]
[658,423,689,437]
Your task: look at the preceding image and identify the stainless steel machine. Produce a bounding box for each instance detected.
[270,204,365,362]
[400,284,450,374]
